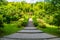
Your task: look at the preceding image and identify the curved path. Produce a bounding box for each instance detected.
[0,18,60,40]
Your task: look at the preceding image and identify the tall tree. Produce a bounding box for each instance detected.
[0,0,7,5]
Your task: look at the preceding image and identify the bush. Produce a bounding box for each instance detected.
[38,23,46,28]
[32,16,38,26]
[0,15,4,27]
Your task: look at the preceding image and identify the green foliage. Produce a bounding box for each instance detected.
[32,16,38,26]
[0,0,8,5]
[32,0,60,36]
[0,15,4,27]
[0,2,29,37]
[0,0,60,37]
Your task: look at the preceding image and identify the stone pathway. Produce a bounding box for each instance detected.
[0,18,60,40]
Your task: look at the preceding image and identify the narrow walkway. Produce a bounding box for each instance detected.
[0,18,60,40]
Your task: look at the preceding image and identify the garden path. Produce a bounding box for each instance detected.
[0,18,60,40]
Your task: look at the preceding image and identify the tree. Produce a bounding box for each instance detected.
[0,0,8,5]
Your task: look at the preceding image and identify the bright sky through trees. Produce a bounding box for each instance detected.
[7,0,44,3]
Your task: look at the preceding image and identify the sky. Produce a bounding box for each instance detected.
[7,0,44,3]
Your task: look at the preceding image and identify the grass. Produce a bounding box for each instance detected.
[34,18,60,37]
[0,17,28,37]
[37,26,60,37]
[0,23,23,37]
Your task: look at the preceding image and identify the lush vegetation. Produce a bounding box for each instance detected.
[32,0,60,37]
[0,0,60,37]
[0,1,29,37]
